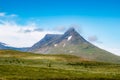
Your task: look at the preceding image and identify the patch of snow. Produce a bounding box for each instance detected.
[54,44,57,47]
[63,43,66,47]
[67,36,72,41]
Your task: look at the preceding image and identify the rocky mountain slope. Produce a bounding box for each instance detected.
[28,28,120,63]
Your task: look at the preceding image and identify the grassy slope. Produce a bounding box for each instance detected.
[0,50,120,80]
[48,43,120,63]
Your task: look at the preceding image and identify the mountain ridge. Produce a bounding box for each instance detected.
[28,28,120,63]
[0,42,29,52]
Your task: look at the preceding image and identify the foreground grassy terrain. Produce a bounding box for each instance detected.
[0,50,120,80]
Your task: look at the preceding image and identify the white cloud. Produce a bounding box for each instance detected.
[0,12,18,18]
[88,35,98,42]
[0,13,61,47]
[0,20,61,47]
[88,35,103,44]
[0,12,5,17]
[10,14,18,17]
[54,26,66,32]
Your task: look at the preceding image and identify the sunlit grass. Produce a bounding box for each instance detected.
[0,50,120,80]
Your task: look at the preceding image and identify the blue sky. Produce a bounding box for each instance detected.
[0,0,120,55]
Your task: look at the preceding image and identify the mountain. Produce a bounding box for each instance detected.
[0,42,29,52]
[29,28,120,63]
[0,42,8,49]
[28,27,92,54]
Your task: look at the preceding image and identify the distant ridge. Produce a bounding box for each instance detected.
[0,42,29,52]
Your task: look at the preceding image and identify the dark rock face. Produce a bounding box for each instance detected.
[56,27,88,44]
[28,34,62,51]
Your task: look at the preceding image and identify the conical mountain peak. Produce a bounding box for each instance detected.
[67,27,75,32]
[65,27,76,34]
[54,27,87,44]
[63,27,80,37]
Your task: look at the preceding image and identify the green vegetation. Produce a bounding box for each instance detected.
[49,43,120,64]
[0,50,120,80]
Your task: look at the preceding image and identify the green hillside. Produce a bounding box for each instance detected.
[48,43,120,64]
[0,50,120,80]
